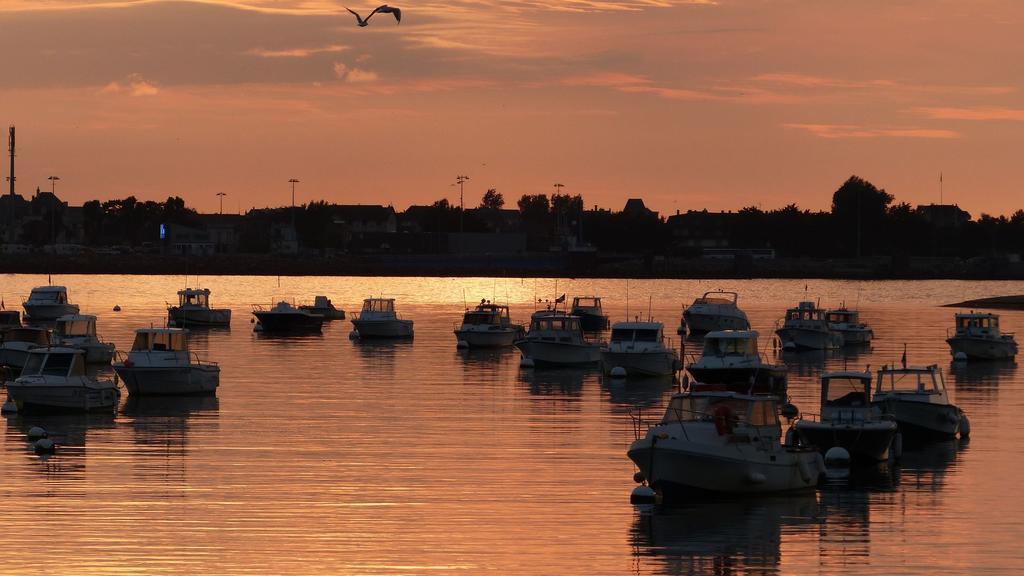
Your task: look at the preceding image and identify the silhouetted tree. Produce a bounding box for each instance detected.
[480,188,504,210]
[831,176,893,257]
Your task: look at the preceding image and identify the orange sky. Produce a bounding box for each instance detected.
[2,0,1023,217]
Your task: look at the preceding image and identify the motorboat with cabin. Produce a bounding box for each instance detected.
[0,327,51,369]
[793,370,898,463]
[571,296,610,331]
[454,300,524,348]
[113,328,220,395]
[628,390,824,496]
[22,286,79,321]
[514,311,601,366]
[682,291,750,336]
[53,314,115,364]
[686,330,788,396]
[0,310,20,329]
[167,287,232,327]
[252,301,324,333]
[872,363,968,441]
[775,301,843,350]
[299,296,346,320]
[351,298,414,338]
[825,306,873,345]
[601,320,681,377]
[4,347,120,413]
[946,312,1017,360]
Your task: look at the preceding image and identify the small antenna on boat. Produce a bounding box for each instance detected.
[625,279,630,321]
[648,295,653,322]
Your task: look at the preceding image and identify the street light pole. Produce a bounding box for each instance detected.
[456,174,469,234]
[217,192,227,215]
[47,175,60,245]
[288,179,300,209]
[48,175,59,195]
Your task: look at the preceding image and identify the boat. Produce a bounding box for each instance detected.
[53,314,115,364]
[167,288,232,327]
[113,328,220,395]
[570,296,610,331]
[627,390,824,496]
[686,330,788,396]
[22,285,79,321]
[514,311,601,366]
[825,306,874,345]
[351,298,413,338]
[601,320,680,376]
[0,310,20,329]
[0,327,51,369]
[299,296,346,320]
[453,300,524,348]
[775,301,843,350]
[872,363,968,441]
[682,291,750,336]
[793,370,898,463]
[946,312,1018,360]
[252,301,324,333]
[4,347,120,413]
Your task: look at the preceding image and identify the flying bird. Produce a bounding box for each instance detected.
[345,5,402,27]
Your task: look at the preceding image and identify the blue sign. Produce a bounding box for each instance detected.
[159,223,166,240]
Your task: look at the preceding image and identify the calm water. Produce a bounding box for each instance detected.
[1,274,1023,575]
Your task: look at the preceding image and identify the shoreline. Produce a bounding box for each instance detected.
[3,253,1024,280]
[943,296,1024,310]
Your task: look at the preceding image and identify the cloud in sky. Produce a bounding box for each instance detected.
[784,123,960,140]
[915,106,1024,121]
[100,72,160,96]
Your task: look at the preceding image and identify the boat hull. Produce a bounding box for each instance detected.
[946,336,1018,360]
[834,327,873,345]
[79,342,115,364]
[794,420,897,462]
[514,340,601,366]
[114,365,220,395]
[254,312,323,332]
[682,311,749,336]
[686,366,788,396]
[168,307,232,327]
[601,350,679,376]
[352,319,414,339]
[23,303,80,321]
[454,328,521,348]
[5,382,119,413]
[299,307,345,320]
[775,327,843,350]
[628,437,823,496]
[872,398,962,441]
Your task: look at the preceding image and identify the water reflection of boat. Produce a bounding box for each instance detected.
[892,438,963,492]
[601,373,675,410]
[518,366,592,397]
[631,495,818,575]
[122,394,220,417]
[949,358,1016,390]
[4,410,116,478]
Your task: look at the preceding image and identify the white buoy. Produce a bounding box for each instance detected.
[953,351,968,362]
[824,446,851,467]
[630,485,659,505]
[112,305,121,312]
[1,399,16,414]
[349,330,360,340]
[959,413,971,438]
[27,426,47,440]
[34,438,55,454]
[520,357,535,368]
[782,341,797,350]
[456,340,469,349]
[610,366,627,378]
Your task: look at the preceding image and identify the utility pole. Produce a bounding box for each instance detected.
[48,175,59,195]
[288,179,300,209]
[6,126,14,197]
[217,192,227,214]
[456,174,469,234]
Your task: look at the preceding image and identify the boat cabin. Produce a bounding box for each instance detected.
[875,365,946,396]
[786,301,826,322]
[0,327,51,346]
[462,301,511,326]
[571,297,603,312]
[820,371,872,417]
[661,392,780,429]
[953,312,1005,338]
[178,288,212,309]
[27,286,71,304]
[826,309,859,324]
[528,313,583,338]
[55,315,97,338]
[610,323,663,344]
[131,328,189,352]
[20,348,86,378]
[0,310,20,328]
[362,298,395,313]
[702,330,758,357]
[312,296,334,309]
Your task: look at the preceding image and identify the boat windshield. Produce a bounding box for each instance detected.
[30,290,63,303]
[662,395,777,426]
[824,376,869,406]
[22,352,80,377]
[57,318,95,337]
[958,316,996,330]
[363,299,394,313]
[132,331,188,352]
[1,328,50,346]
[876,369,943,394]
[463,311,498,325]
[531,317,579,332]
[826,311,855,323]
[788,309,823,321]
[703,337,755,356]
[180,291,209,307]
[573,298,600,309]
[612,328,660,342]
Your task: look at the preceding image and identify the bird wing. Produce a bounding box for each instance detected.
[391,7,401,23]
[345,7,364,23]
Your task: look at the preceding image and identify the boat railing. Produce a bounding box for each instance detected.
[114,350,217,366]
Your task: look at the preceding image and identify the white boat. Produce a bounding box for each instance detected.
[601,320,680,376]
[686,330,788,396]
[514,311,601,366]
[113,328,220,395]
[22,286,79,321]
[454,300,524,348]
[53,314,115,364]
[825,306,874,345]
[167,288,232,327]
[4,347,120,413]
[793,370,898,463]
[872,363,968,441]
[0,327,51,369]
[351,298,413,338]
[775,301,843,350]
[252,301,324,332]
[682,291,750,336]
[299,296,346,320]
[946,312,1017,360]
[628,390,824,496]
